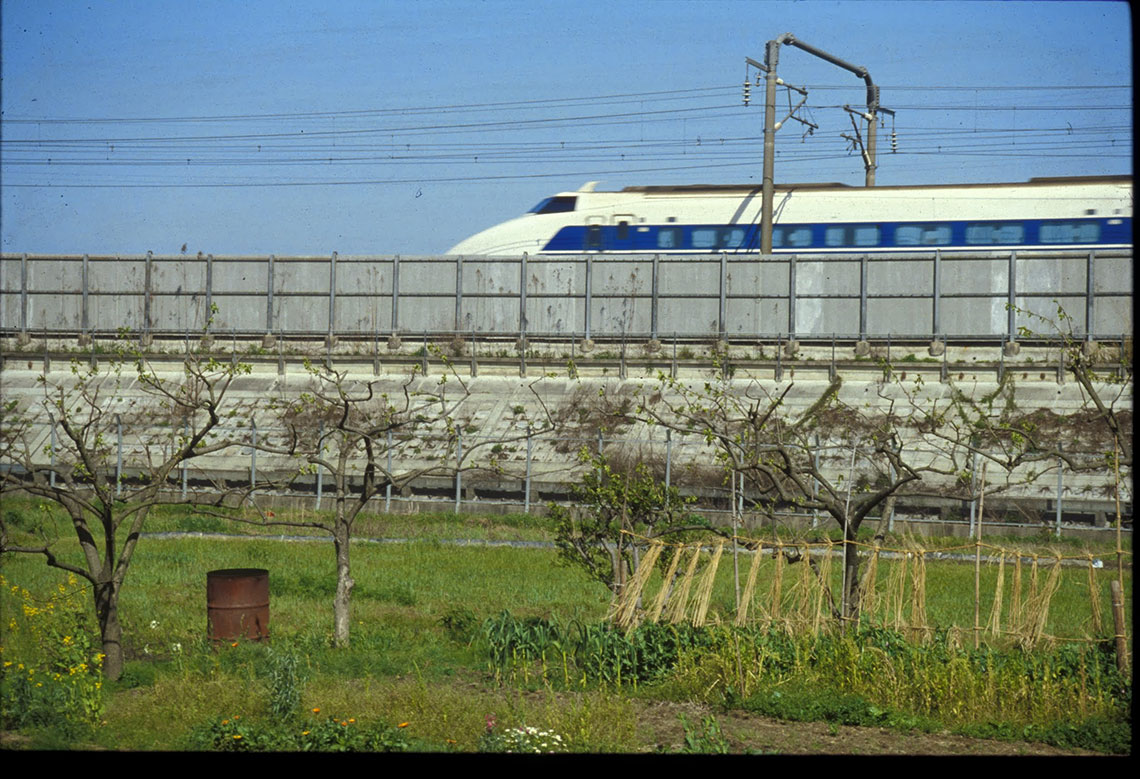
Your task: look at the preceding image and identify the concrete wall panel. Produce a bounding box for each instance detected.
[941,258,1008,295]
[1017,256,1086,295]
[867,298,933,337]
[89,258,145,293]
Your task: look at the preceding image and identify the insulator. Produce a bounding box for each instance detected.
[890,131,898,152]
[742,81,751,106]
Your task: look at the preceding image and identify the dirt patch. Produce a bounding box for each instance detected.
[632,700,1102,756]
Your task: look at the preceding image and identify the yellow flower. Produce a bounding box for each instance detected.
[348,718,355,724]
[302,730,310,736]
[233,735,242,740]
[398,722,410,728]
[62,635,73,646]
[222,720,229,725]
[311,707,320,714]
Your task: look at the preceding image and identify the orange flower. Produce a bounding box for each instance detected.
[231,641,239,648]
[311,707,321,714]
[348,718,356,724]
[398,722,410,728]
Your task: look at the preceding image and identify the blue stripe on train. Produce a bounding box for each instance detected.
[541,218,1132,253]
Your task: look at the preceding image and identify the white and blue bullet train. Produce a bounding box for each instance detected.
[446,176,1132,255]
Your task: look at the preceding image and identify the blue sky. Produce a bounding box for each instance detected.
[1,0,1131,255]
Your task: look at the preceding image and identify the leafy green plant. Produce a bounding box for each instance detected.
[0,573,106,735]
[186,711,413,752]
[549,449,708,595]
[439,606,479,644]
[678,713,730,754]
[266,645,305,721]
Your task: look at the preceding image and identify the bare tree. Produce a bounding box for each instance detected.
[0,348,250,680]
[636,373,927,622]
[241,358,528,648]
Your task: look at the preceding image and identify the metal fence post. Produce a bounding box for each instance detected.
[81,254,90,339]
[20,253,29,340]
[1085,250,1095,340]
[1055,441,1064,538]
[143,251,153,342]
[1007,250,1017,344]
[391,255,400,334]
[584,255,593,341]
[181,419,189,500]
[266,254,275,334]
[932,249,941,338]
[315,420,324,509]
[859,254,869,341]
[665,428,672,494]
[968,450,979,538]
[328,251,337,343]
[250,419,257,490]
[718,252,727,339]
[385,429,393,512]
[116,413,123,497]
[524,427,533,514]
[787,254,797,339]
[811,435,820,528]
[48,414,57,489]
[519,252,528,339]
[204,253,213,334]
[455,255,464,331]
[651,254,660,340]
[455,429,463,513]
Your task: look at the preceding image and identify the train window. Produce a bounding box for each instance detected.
[1039,221,1100,243]
[771,226,811,248]
[616,221,630,241]
[825,225,882,247]
[719,227,746,249]
[529,196,577,214]
[965,222,1025,245]
[657,227,683,249]
[895,224,951,246]
[586,225,603,250]
[692,228,718,249]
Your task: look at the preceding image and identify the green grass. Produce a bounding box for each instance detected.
[0,498,1131,753]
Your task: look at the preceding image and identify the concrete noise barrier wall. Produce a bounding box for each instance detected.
[1,250,1132,341]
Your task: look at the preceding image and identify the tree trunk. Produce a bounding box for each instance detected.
[841,520,862,626]
[94,578,124,681]
[332,523,354,648]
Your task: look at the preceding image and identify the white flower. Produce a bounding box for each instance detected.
[149,620,160,630]
[171,642,183,653]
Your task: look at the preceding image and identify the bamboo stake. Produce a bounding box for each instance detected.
[1087,554,1104,637]
[974,462,986,649]
[1110,580,1129,677]
[988,550,1005,637]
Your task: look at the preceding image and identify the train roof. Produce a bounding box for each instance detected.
[618,175,1131,195]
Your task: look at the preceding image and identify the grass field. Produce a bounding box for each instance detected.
[0,500,1132,753]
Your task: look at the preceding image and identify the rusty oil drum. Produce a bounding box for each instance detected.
[207,568,269,642]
